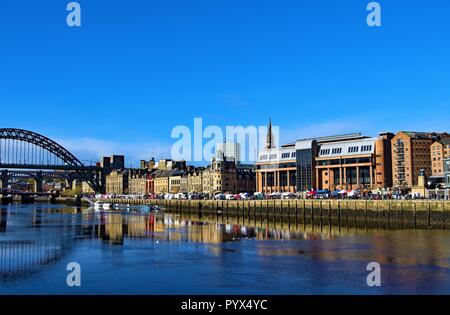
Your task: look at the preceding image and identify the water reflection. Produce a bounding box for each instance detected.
[1,204,450,294]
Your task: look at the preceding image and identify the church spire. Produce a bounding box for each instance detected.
[266,118,273,149]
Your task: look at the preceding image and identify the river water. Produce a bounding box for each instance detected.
[1,203,450,295]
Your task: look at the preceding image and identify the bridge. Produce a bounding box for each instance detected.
[0,128,107,194]
[1,170,87,193]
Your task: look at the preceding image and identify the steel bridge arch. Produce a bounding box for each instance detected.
[0,128,102,192]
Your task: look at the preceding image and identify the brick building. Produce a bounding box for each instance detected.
[392,131,449,187]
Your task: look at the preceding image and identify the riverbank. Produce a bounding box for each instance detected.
[102,198,450,230]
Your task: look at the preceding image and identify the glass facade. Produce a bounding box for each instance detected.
[296,148,313,191]
[445,159,450,187]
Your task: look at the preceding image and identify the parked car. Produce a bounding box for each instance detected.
[268,192,281,199]
[225,194,235,200]
[281,192,293,199]
[239,192,251,200]
[254,192,264,200]
[215,193,226,200]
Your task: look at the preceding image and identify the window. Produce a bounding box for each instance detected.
[361,145,372,152]
[348,146,359,153]
[260,155,267,160]
[269,154,277,159]
[291,152,296,158]
[281,152,291,159]
[332,148,342,154]
[320,149,330,155]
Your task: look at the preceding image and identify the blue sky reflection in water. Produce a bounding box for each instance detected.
[1,204,450,294]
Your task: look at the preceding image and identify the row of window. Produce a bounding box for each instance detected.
[332,148,342,154]
[281,152,296,159]
[260,152,296,160]
[432,144,450,150]
[319,145,373,156]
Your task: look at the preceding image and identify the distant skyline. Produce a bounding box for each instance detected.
[1,1,450,166]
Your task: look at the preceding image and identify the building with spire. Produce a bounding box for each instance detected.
[255,122,394,193]
[265,118,274,149]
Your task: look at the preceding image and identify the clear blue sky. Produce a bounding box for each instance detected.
[1,0,449,165]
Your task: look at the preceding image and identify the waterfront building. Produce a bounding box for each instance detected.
[255,120,380,192]
[256,143,297,194]
[187,168,205,193]
[255,119,296,193]
[146,173,155,195]
[201,169,212,195]
[152,162,188,195]
[180,175,189,193]
[154,171,170,194]
[128,169,148,195]
[105,170,129,194]
[200,158,237,195]
[392,131,449,187]
[216,142,241,163]
[298,133,384,192]
[294,139,317,192]
[430,138,450,177]
[236,167,256,193]
[169,170,186,194]
[210,158,237,194]
[314,133,394,191]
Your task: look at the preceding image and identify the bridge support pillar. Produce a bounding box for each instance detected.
[75,195,82,206]
[34,172,44,193]
[1,170,9,192]
[65,178,74,190]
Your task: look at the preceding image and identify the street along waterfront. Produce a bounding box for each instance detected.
[1,203,450,294]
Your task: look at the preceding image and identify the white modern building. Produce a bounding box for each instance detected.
[216,142,241,163]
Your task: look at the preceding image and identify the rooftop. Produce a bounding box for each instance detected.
[400,131,448,139]
[282,133,369,147]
